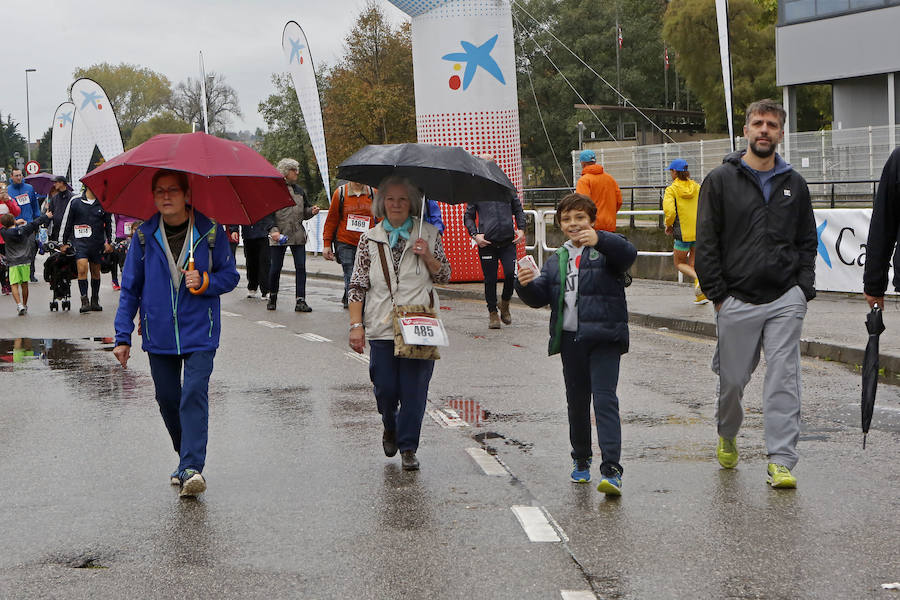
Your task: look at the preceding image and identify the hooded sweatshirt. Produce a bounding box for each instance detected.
[575,164,622,232]
[663,178,701,242]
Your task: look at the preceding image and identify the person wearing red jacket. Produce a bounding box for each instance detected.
[0,188,22,295]
[322,182,376,308]
[575,150,622,232]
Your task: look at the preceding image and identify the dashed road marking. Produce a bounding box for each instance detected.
[255,320,286,329]
[511,505,563,542]
[221,311,241,317]
[296,332,332,343]
[426,407,467,428]
[560,591,596,600]
[344,351,369,364]
[466,447,507,476]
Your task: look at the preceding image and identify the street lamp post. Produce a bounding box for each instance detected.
[577,121,585,151]
[25,68,36,162]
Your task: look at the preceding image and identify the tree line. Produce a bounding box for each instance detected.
[3,0,830,193]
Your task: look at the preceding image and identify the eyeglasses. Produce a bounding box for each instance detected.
[153,186,184,198]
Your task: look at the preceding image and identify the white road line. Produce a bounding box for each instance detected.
[510,506,562,542]
[344,351,369,364]
[560,591,596,600]
[255,320,286,329]
[426,407,468,428]
[296,332,332,343]
[221,311,241,317]
[465,447,507,476]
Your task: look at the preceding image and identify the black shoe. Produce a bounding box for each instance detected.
[401,450,420,471]
[29,276,38,283]
[295,298,312,312]
[79,295,91,313]
[267,293,277,310]
[90,298,102,311]
[341,291,348,309]
[382,429,398,457]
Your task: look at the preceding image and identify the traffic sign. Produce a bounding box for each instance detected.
[15,156,24,170]
[24,161,40,175]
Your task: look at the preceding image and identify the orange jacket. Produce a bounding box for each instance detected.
[575,164,622,231]
[323,184,376,247]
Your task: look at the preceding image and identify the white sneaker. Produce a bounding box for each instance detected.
[246,290,260,299]
[16,304,25,316]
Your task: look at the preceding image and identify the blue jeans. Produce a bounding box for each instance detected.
[269,244,306,298]
[559,332,623,473]
[148,350,216,473]
[368,340,435,453]
[335,242,357,299]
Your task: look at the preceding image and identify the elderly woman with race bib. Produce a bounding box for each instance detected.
[347,176,451,471]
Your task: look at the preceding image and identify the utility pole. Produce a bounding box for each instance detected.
[615,4,623,140]
[25,68,36,162]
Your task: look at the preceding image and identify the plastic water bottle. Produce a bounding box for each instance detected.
[278,234,288,245]
[39,227,48,245]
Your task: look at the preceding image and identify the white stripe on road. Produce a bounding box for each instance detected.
[255,320,286,329]
[465,447,507,476]
[221,311,241,317]
[296,332,332,343]
[344,351,369,364]
[510,506,563,542]
[426,407,467,428]
[560,591,596,600]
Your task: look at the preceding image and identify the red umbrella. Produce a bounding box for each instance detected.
[80,132,293,225]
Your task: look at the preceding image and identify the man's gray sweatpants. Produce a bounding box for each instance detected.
[712,286,807,468]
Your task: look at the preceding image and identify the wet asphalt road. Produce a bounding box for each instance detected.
[1,274,899,599]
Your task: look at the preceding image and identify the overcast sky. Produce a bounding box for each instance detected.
[5,0,408,143]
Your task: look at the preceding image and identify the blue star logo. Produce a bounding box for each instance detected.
[441,34,506,90]
[59,112,73,125]
[817,220,832,268]
[288,37,305,64]
[80,90,102,110]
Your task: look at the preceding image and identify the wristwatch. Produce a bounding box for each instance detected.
[349,322,364,331]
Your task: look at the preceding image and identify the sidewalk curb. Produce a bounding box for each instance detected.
[261,265,897,376]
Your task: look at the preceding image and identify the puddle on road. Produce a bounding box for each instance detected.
[0,337,154,405]
[447,397,487,427]
[0,337,116,371]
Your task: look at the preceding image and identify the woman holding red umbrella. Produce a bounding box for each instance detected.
[112,169,239,498]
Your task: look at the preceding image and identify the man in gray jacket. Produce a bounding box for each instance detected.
[695,99,817,489]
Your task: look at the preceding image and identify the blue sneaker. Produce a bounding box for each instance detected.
[179,469,206,498]
[597,465,623,496]
[170,469,180,486]
[571,458,592,483]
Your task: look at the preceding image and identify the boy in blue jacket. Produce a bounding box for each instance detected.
[112,170,239,498]
[515,193,637,495]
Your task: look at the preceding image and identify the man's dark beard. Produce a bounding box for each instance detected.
[749,138,776,158]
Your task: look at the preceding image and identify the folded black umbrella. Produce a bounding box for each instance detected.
[861,305,885,449]
[336,143,516,205]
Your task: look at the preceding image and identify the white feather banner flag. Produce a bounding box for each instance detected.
[71,78,125,162]
[69,108,94,194]
[715,0,736,152]
[282,21,330,197]
[51,101,75,177]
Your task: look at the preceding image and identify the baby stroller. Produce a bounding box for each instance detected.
[43,242,77,311]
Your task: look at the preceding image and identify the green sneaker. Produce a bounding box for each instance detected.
[766,463,797,488]
[716,436,739,468]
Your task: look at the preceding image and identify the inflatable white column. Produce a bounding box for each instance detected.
[387,0,524,282]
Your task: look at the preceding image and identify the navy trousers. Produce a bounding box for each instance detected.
[269,244,307,298]
[148,350,216,473]
[559,332,623,473]
[368,340,435,453]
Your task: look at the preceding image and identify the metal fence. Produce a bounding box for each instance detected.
[536,123,900,210]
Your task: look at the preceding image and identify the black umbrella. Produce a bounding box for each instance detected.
[336,143,517,205]
[862,305,885,448]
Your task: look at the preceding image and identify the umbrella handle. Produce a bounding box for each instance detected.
[187,257,209,295]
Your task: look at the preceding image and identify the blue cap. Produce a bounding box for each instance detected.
[668,158,688,171]
[579,149,596,163]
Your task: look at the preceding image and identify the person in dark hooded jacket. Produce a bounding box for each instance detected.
[863,146,900,308]
[464,159,526,329]
[695,99,816,490]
